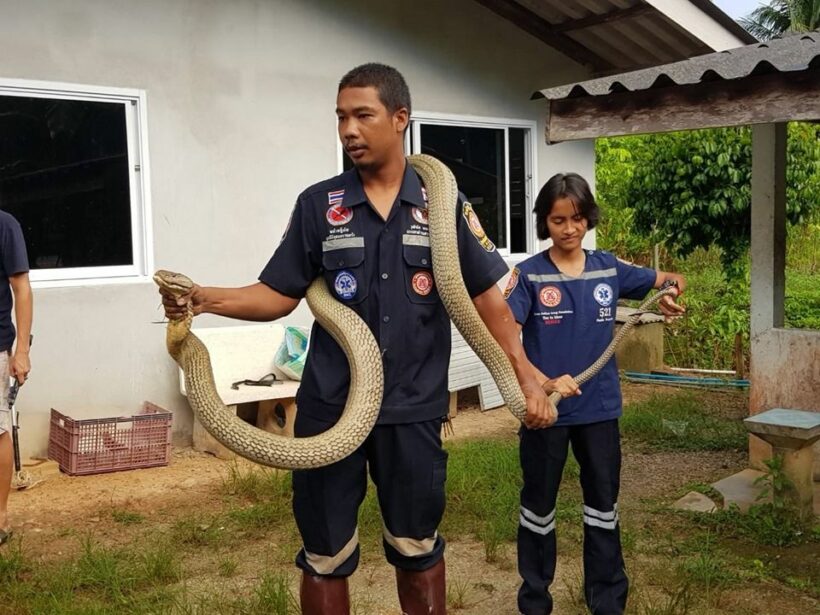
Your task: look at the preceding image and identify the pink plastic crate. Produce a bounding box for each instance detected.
[48,402,172,476]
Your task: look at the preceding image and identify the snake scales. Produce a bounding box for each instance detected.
[154,154,526,469]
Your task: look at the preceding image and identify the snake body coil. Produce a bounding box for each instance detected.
[546,287,678,407]
[154,154,526,469]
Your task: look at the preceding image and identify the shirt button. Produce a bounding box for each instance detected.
[337,260,344,267]
[383,316,390,323]
[381,272,389,280]
[421,258,428,265]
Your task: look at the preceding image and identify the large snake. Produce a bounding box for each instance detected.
[154,154,526,469]
[155,155,675,468]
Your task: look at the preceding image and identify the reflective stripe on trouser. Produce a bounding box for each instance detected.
[293,412,447,577]
[303,528,360,575]
[517,419,628,615]
[382,525,440,562]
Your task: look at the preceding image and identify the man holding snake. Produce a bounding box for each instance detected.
[160,63,559,614]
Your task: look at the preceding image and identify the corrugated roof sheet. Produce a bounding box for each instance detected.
[533,30,819,100]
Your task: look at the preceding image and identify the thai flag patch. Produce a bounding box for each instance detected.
[328,189,345,206]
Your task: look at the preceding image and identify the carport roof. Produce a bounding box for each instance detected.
[532,30,819,101]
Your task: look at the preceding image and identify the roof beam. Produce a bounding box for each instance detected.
[543,70,820,143]
[553,4,654,33]
[473,0,614,71]
[643,0,752,50]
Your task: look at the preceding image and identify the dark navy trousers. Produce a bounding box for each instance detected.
[518,419,628,615]
[292,413,447,577]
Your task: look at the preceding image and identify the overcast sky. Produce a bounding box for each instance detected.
[711,0,765,20]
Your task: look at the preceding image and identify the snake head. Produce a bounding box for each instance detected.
[153,270,195,298]
[154,270,195,359]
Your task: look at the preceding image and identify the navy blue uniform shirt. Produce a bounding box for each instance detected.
[260,161,508,424]
[0,211,29,352]
[505,250,656,426]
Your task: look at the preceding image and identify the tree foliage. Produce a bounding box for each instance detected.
[739,0,820,40]
[596,123,820,279]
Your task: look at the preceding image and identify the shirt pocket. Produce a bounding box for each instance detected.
[322,244,368,305]
[402,243,439,305]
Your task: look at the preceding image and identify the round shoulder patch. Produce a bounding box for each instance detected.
[503,267,520,299]
[327,204,353,226]
[462,202,495,252]
[334,270,357,300]
[539,285,562,307]
[411,271,434,296]
[593,282,613,306]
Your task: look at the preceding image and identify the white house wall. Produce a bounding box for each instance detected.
[0,0,592,456]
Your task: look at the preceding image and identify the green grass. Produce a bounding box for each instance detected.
[111,509,144,525]
[785,270,820,329]
[693,503,817,548]
[629,581,695,615]
[440,438,583,561]
[441,439,521,544]
[221,462,292,503]
[0,535,187,614]
[228,502,279,533]
[218,557,239,578]
[243,572,299,615]
[1,416,816,613]
[620,392,747,451]
[446,577,470,610]
[170,515,225,547]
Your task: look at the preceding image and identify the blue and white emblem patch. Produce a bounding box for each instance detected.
[334,270,357,300]
[593,283,613,306]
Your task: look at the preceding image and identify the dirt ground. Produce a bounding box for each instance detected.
[5,384,816,614]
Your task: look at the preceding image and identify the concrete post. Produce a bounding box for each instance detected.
[773,446,816,518]
[750,123,786,338]
[749,123,788,469]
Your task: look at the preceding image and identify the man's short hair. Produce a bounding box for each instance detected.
[339,63,412,115]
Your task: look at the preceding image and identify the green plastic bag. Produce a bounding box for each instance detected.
[274,326,310,381]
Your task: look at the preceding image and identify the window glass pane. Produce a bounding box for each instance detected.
[420,124,507,250]
[509,128,527,253]
[0,96,133,269]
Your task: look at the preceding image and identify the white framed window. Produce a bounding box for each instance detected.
[337,112,537,256]
[410,113,536,256]
[0,79,152,286]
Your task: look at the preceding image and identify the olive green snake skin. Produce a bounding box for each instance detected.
[154,154,676,468]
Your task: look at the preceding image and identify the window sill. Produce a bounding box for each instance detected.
[31,274,155,290]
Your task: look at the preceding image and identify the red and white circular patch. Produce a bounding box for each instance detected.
[412,271,434,296]
[326,204,353,226]
[539,285,562,307]
[412,207,429,225]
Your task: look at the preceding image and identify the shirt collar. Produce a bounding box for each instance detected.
[341,159,428,209]
[398,161,427,208]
